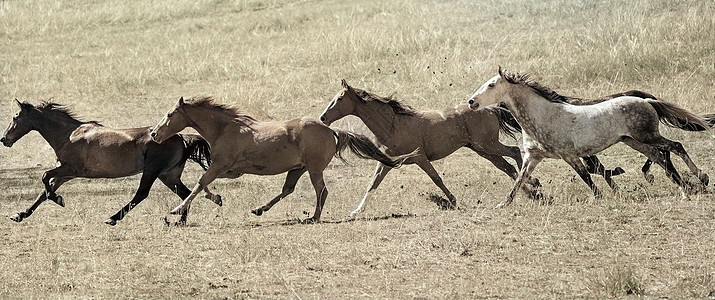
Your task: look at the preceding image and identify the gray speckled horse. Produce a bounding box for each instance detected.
[469,68,710,207]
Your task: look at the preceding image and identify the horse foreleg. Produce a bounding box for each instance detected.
[41,165,74,206]
[105,171,161,226]
[565,158,601,198]
[350,163,392,218]
[581,155,624,191]
[252,167,307,217]
[167,167,223,225]
[11,177,69,222]
[498,152,542,208]
[415,158,457,209]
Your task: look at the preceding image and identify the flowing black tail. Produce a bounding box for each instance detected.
[332,129,416,168]
[648,101,711,132]
[488,105,522,140]
[180,134,212,170]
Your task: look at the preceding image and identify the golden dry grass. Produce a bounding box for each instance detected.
[1,0,714,298]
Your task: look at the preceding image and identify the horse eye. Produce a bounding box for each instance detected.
[167,113,173,118]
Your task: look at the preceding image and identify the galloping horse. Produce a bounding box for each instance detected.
[468,68,710,207]
[1,100,218,225]
[564,91,714,185]
[319,80,546,217]
[149,96,412,224]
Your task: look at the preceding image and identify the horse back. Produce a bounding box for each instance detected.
[60,124,148,177]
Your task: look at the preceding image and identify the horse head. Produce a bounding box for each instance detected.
[468,67,511,110]
[2,100,36,147]
[319,79,358,125]
[150,97,189,144]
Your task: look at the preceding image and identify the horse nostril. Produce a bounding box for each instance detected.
[468,99,474,105]
[320,116,326,122]
[150,132,156,138]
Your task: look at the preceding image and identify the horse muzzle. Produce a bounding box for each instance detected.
[1,137,14,147]
[468,99,479,110]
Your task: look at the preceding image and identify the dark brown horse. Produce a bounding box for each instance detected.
[1,100,218,225]
[149,96,413,224]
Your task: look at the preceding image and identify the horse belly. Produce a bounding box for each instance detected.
[81,146,144,177]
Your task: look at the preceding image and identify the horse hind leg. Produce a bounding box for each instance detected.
[105,170,162,226]
[414,158,457,209]
[658,138,709,186]
[303,169,328,224]
[350,162,392,218]
[251,167,307,217]
[622,138,692,197]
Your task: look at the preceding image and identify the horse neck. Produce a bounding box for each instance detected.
[503,85,561,136]
[353,100,399,144]
[31,111,83,151]
[184,107,247,144]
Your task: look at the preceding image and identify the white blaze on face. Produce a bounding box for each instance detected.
[471,75,499,99]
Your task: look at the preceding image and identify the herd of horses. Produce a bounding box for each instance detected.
[2,67,713,226]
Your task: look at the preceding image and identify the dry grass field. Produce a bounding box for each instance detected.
[1,0,714,298]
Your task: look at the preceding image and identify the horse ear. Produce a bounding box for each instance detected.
[14,99,21,107]
[178,97,185,105]
[498,66,504,77]
[341,79,351,90]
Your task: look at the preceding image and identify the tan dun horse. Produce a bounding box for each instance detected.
[319,80,549,217]
[149,96,412,224]
[469,68,710,207]
[1,100,218,225]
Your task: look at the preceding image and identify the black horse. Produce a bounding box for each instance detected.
[1,100,220,225]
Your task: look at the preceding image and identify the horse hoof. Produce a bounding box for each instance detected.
[251,208,263,216]
[9,213,24,222]
[300,217,319,224]
[104,219,117,226]
[51,195,65,207]
[612,167,626,176]
[699,173,709,186]
[213,195,223,206]
[163,216,186,227]
[644,174,655,184]
[169,206,184,215]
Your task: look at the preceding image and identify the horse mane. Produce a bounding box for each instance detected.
[502,71,568,104]
[350,87,416,116]
[36,101,101,125]
[182,96,257,124]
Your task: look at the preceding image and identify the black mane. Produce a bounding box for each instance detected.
[502,72,568,103]
[350,87,416,115]
[36,101,101,125]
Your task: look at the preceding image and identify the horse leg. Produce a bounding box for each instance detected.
[303,170,328,224]
[350,162,392,218]
[251,167,307,217]
[202,186,223,206]
[414,158,457,209]
[564,158,601,198]
[641,159,655,183]
[470,147,542,200]
[622,138,691,197]
[104,170,161,226]
[497,152,543,208]
[167,166,225,225]
[41,165,75,206]
[10,178,69,222]
[581,155,624,191]
[656,137,709,186]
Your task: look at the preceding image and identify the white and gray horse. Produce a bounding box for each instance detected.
[468,68,710,207]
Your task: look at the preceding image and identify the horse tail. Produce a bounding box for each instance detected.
[180,134,212,170]
[704,113,715,127]
[648,100,711,132]
[487,105,521,140]
[332,129,415,168]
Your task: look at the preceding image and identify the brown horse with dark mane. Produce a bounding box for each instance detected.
[1,100,218,225]
[149,96,413,224]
